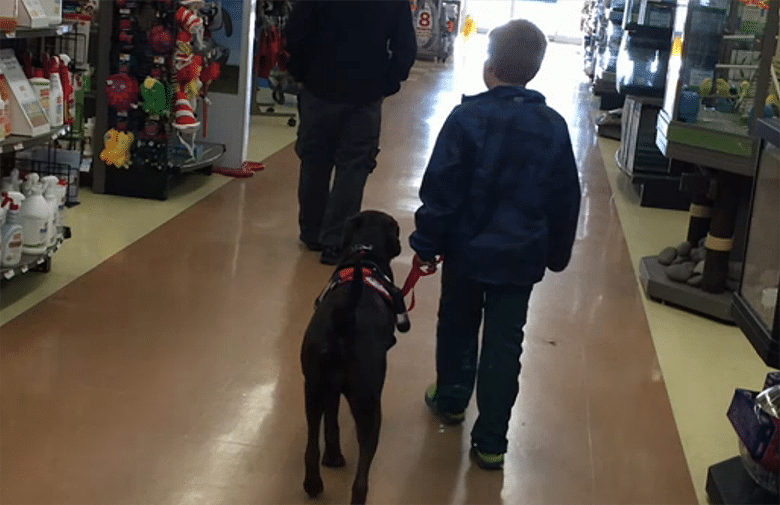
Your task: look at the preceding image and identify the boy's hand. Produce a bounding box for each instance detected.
[414,254,440,274]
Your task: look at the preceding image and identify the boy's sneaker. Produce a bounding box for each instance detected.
[424,384,465,425]
[469,446,504,470]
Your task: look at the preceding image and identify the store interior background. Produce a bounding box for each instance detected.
[1,0,777,503]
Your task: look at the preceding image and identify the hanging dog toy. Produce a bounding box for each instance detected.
[141,77,169,116]
[106,72,139,112]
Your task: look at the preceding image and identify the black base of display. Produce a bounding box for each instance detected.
[105,166,173,201]
[633,178,692,210]
[639,256,736,322]
[707,457,779,505]
[597,123,621,140]
[599,93,625,110]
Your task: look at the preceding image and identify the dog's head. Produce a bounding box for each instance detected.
[341,210,402,262]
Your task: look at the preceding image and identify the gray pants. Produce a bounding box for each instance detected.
[295,89,382,249]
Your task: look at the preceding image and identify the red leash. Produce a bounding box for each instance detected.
[401,255,440,311]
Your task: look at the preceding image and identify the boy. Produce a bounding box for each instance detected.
[409,19,581,470]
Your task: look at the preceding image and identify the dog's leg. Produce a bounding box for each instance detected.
[347,396,381,505]
[303,380,325,498]
[322,390,346,468]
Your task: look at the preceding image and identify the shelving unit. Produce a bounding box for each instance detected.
[640,0,780,320]
[0,24,78,284]
[0,23,73,39]
[0,125,69,154]
[1,228,69,280]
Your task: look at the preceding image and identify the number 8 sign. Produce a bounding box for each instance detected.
[415,5,433,45]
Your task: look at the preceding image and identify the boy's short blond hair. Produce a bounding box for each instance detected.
[488,19,548,86]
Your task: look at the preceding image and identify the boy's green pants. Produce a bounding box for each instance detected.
[435,261,533,455]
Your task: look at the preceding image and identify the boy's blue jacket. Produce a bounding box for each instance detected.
[410,86,581,286]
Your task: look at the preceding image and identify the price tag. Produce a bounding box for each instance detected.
[36,258,44,265]
[3,270,13,280]
[14,143,24,151]
[56,26,64,35]
[154,56,164,65]
[52,132,59,140]
[5,31,15,39]
[20,264,29,273]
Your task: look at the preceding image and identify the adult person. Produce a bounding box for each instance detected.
[285,0,417,264]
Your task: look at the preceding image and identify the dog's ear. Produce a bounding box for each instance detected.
[386,219,401,259]
[341,213,364,251]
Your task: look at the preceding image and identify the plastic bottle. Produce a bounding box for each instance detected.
[48,58,64,127]
[1,191,25,267]
[1,168,21,193]
[20,174,50,255]
[29,69,51,124]
[22,172,39,197]
[41,175,59,246]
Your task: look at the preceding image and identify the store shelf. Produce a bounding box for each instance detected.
[171,141,226,174]
[0,126,69,154]
[0,24,73,39]
[1,231,67,281]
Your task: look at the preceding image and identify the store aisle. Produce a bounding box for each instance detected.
[1,43,697,504]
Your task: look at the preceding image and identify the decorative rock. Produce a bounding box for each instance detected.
[726,279,740,292]
[677,242,692,257]
[667,262,695,283]
[687,274,703,287]
[694,260,705,275]
[672,256,687,265]
[728,261,743,281]
[658,247,677,266]
[691,247,706,263]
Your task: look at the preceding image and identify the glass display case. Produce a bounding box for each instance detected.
[656,0,779,175]
[616,0,675,96]
[733,118,780,368]
[624,0,676,31]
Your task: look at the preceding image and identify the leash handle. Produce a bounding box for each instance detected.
[401,255,441,311]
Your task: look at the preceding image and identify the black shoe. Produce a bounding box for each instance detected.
[320,247,341,265]
[299,236,322,252]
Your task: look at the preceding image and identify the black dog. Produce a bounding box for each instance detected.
[301,210,410,505]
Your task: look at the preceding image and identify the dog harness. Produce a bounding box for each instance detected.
[316,263,394,307]
[315,248,410,333]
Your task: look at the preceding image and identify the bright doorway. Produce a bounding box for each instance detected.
[462,0,583,44]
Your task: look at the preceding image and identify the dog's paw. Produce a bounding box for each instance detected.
[322,452,346,468]
[304,476,324,498]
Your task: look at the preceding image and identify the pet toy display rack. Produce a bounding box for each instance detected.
[91,0,226,201]
[253,0,296,127]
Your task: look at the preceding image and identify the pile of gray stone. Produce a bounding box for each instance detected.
[658,239,741,291]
